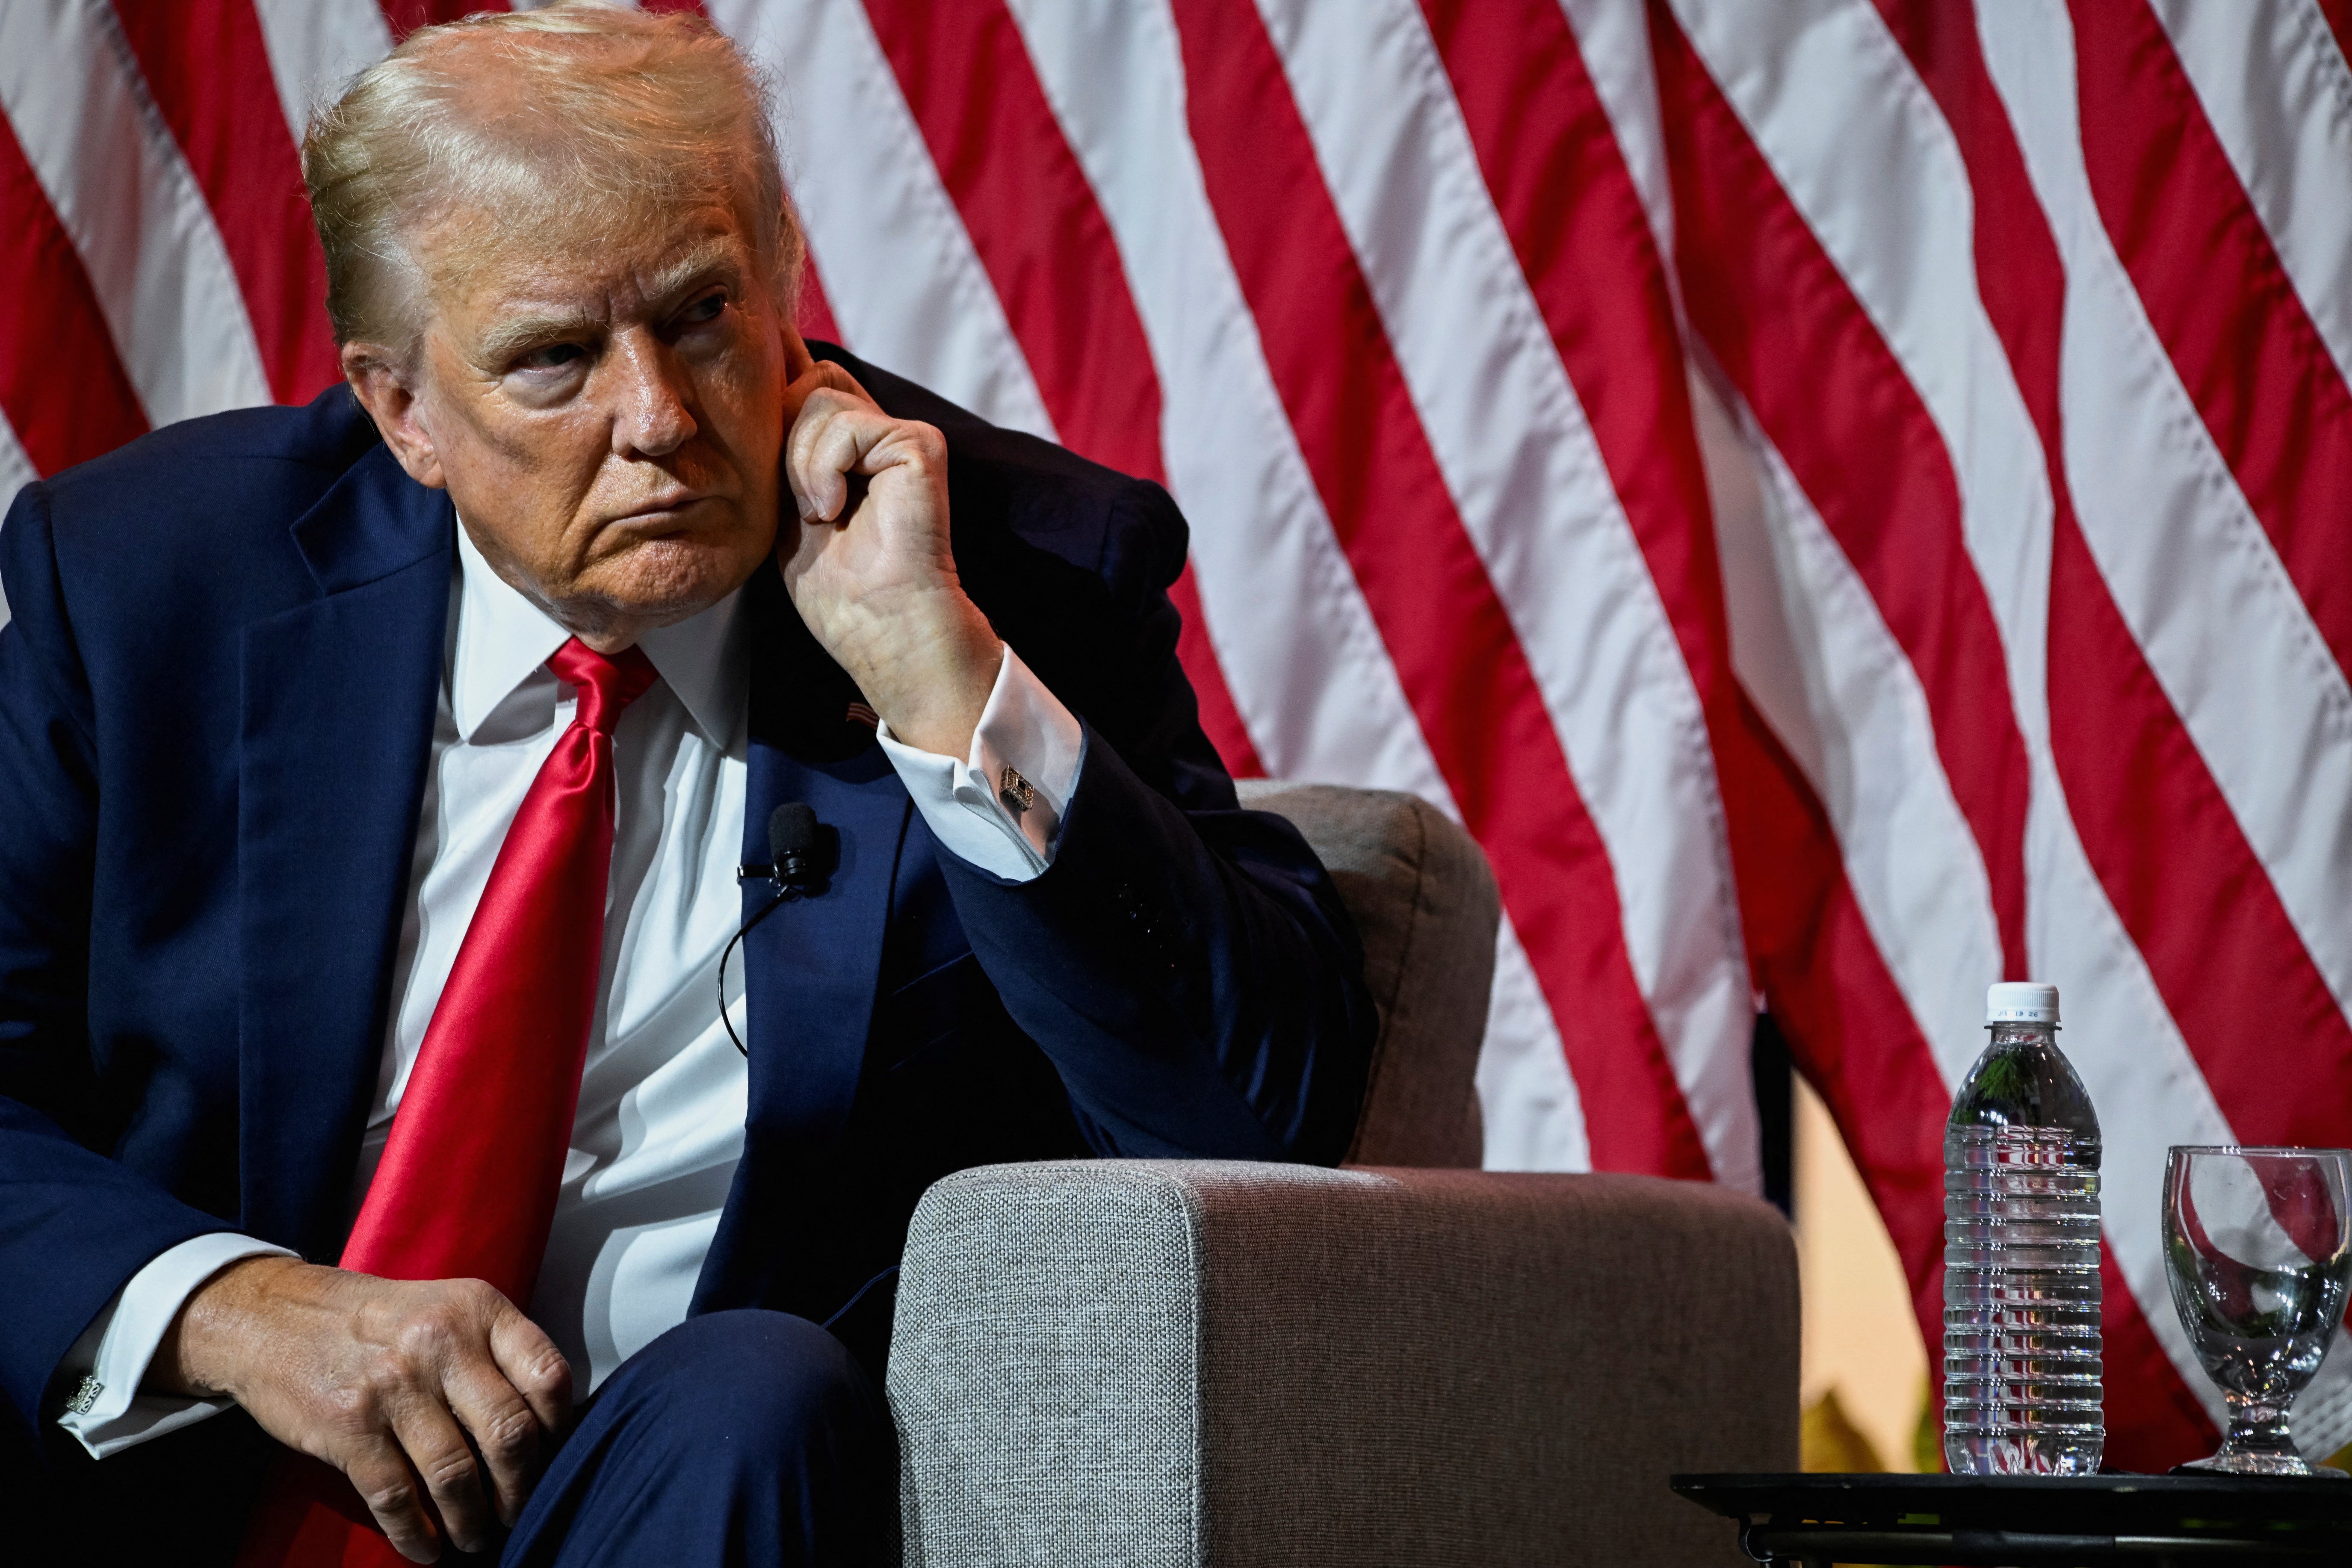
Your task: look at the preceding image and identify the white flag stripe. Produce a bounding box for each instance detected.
[1977,2,2352,1037]
[1259,0,1755,1187]
[0,1,268,427]
[708,0,1059,445]
[248,0,395,148]
[1477,915,1593,1172]
[1714,388,2002,1086]
[0,402,29,629]
[0,408,32,524]
[2151,0,2352,399]
[1003,0,1588,1171]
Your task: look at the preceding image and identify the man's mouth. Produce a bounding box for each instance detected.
[606,494,714,528]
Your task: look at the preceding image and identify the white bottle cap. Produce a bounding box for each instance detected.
[1986,981,2060,1025]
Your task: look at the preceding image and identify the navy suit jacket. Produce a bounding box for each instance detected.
[0,345,1377,1449]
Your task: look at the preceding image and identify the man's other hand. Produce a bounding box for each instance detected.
[777,359,1002,758]
[151,1256,572,1563]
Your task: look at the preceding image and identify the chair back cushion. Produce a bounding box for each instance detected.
[1235,782,1496,1167]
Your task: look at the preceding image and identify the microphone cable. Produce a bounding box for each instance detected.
[718,802,821,1057]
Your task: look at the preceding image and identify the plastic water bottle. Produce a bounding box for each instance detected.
[1942,981,2104,1474]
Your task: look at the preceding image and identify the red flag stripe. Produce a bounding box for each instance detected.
[863,0,1262,774]
[0,107,147,476]
[1167,567,1265,778]
[110,0,339,408]
[1648,0,2032,989]
[1866,0,2232,1468]
[2071,0,2352,694]
[2099,1250,2222,1467]
[1173,0,1706,1176]
[795,252,842,345]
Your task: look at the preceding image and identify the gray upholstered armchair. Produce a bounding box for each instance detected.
[887,784,1797,1566]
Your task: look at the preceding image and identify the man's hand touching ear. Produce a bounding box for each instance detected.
[776,360,1002,759]
[154,1257,572,1563]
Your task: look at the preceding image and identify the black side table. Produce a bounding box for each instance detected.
[1670,1472,2352,1565]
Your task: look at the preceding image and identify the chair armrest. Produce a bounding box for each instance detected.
[888,1160,1796,1567]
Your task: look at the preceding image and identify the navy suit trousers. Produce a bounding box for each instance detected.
[486,1311,897,1568]
[3,1312,896,1567]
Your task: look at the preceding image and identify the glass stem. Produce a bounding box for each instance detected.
[2221,1393,2299,1461]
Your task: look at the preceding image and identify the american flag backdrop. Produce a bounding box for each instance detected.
[3,0,2349,1471]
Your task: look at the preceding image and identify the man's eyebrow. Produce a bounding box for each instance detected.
[471,245,745,366]
[640,246,744,308]
[476,310,602,365]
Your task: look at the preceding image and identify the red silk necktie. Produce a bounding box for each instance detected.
[239,638,658,1568]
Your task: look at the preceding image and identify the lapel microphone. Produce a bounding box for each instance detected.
[719,803,824,1055]
[739,802,820,892]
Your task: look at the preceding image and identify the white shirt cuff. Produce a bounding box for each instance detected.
[875,643,1084,882]
[55,1232,296,1459]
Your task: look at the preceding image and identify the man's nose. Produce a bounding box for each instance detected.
[608,332,697,458]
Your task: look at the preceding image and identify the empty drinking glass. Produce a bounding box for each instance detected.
[2162,1146,2352,1476]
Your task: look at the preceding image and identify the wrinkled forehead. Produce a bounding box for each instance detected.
[415,192,759,344]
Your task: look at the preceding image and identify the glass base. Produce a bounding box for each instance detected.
[2178,1394,2343,1477]
[2175,1451,2341,1478]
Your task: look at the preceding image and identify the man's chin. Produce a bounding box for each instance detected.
[585,537,767,624]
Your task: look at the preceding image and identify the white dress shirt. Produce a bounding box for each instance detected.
[57,525,1084,1458]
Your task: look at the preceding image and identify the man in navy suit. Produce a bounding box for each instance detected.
[0,8,1372,1565]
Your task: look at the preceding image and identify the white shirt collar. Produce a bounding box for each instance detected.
[450,522,745,749]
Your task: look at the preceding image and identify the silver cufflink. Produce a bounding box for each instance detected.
[65,1374,103,1415]
[999,766,1035,814]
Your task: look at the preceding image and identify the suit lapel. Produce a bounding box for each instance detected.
[692,566,911,1315]
[237,448,452,1257]
[733,562,910,1153]
[737,742,908,1152]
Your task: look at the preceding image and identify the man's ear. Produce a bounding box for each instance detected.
[342,342,446,490]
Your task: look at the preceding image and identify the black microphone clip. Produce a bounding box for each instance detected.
[723,803,824,1058]
[737,802,823,895]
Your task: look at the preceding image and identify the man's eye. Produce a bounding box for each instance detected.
[681,295,727,327]
[514,343,586,372]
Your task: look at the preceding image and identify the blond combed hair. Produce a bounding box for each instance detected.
[303,1,803,368]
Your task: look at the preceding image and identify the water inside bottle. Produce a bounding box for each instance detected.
[1943,1021,2104,1475]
